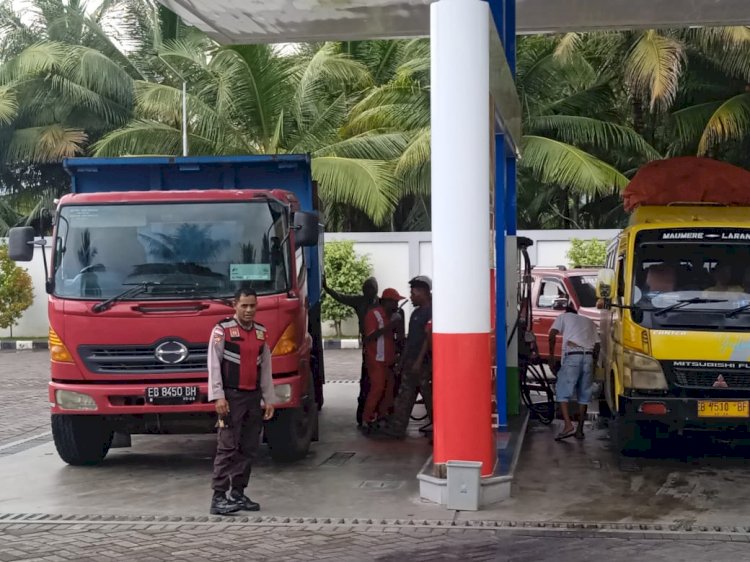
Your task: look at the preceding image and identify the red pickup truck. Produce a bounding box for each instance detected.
[531,267,600,361]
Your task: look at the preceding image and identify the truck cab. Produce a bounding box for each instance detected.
[598,205,750,453]
[9,155,324,465]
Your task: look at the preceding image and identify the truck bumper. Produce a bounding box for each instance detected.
[620,395,750,432]
[49,373,304,417]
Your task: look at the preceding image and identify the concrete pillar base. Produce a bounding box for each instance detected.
[416,408,530,509]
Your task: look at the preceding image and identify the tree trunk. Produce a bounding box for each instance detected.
[335,321,341,338]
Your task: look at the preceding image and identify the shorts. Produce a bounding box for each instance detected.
[555,353,593,405]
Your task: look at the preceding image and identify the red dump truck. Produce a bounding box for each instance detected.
[9,155,325,465]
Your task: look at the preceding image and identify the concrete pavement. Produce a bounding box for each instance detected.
[3,350,750,560]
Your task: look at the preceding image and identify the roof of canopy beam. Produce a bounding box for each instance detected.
[160,0,750,45]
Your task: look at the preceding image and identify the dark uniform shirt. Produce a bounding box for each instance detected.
[403,304,432,365]
[325,288,379,337]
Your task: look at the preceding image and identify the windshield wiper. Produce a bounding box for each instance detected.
[92,281,195,313]
[726,302,750,318]
[654,297,728,317]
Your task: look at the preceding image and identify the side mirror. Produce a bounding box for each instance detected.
[8,227,34,262]
[294,211,319,247]
[597,268,615,299]
[552,297,569,311]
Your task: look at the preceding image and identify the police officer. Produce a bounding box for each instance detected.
[208,287,276,515]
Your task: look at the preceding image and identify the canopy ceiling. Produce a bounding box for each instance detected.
[160,0,750,44]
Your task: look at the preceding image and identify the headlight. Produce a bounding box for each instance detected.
[623,350,667,390]
[274,384,292,404]
[55,390,97,411]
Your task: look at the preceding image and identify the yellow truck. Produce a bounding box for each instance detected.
[596,157,750,454]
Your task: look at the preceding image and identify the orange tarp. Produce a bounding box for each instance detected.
[623,157,750,212]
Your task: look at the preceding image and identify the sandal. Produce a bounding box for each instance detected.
[574,430,585,440]
[555,429,576,441]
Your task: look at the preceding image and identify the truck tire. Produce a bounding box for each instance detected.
[612,417,652,456]
[265,383,317,462]
[51,415,114,466]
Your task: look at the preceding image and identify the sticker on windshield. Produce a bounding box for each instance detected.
[230,264,271,281]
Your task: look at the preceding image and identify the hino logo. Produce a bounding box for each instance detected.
[154,341,189,364]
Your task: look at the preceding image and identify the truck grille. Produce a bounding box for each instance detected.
[674,370,750,390]
[79,344,208,374]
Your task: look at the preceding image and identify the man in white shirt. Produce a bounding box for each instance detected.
[548,305,599,441]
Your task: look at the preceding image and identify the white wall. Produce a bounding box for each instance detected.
[4,230,620,339]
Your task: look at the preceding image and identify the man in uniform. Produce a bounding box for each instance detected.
[379,276,433,438]
[208,287,276,515]
[361,288,405,430]
[323,276,380,425]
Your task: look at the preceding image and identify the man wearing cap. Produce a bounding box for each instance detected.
[323,276,380,425]
[361,288,404,429]
[379,276,433,438]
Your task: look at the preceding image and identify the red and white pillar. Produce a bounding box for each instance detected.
[431,0,495,477]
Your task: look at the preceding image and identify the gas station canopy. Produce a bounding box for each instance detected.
[162,0,750,44]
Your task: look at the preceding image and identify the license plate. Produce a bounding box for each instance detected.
[145,386,199,405]
[697,400,750,418]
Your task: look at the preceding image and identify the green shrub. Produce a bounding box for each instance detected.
[0,244,34,336]
[567,238,606,268]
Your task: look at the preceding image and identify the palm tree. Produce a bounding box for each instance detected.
[93,39,412,227]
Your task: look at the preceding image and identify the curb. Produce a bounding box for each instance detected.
[324,339,360,350]
[0,341,48,351]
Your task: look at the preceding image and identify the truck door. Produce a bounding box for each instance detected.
[534,276,567,360]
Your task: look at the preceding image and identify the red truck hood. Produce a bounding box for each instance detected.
[50,295,300,381]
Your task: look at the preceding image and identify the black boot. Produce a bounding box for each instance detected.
[230,489,260,511]
[210,491,240,515]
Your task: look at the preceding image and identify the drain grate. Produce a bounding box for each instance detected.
[0,511,748,537]
[321,452,356,466]
[0,433,52,456]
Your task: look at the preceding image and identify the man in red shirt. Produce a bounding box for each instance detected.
[361,288,404,429]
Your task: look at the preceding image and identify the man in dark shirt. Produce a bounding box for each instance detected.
[379,276,433,438]
[323,276,379,425]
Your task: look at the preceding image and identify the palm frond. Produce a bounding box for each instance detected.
[314,131,410,161]
[520,135,630,195]
[697,93,750,155]
[91,119,218,156]
[526,115,661,158]
[553,33,582,63]
[668,100,724,154]
[625,30,685,111]
[3,125,86,163]
[539,82,614,116]
[394,127,430,185]
[312,157,400,225]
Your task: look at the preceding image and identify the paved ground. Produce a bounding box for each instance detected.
[2,350,750,560]
[0,521,746,561]
[0,352,50,447]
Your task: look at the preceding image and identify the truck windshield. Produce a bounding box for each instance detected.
[631,228,750,330]
[53,201,290,300]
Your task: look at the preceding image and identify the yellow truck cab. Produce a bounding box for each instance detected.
[598,204,750,454]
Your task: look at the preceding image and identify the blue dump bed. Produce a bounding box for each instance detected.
[62,155,321,305]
